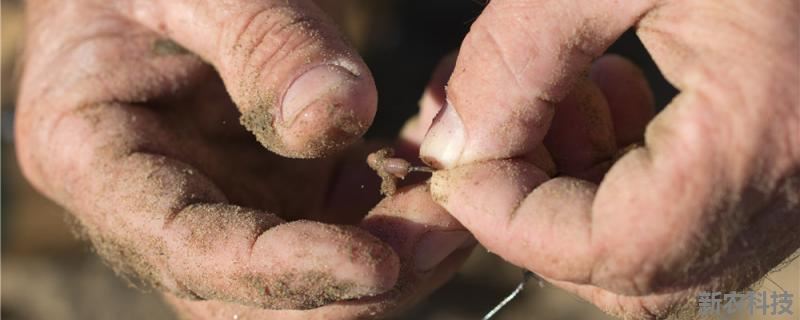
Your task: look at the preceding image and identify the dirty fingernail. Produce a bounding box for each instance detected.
[420,102,465,169]
[282,64,358,125]
[415,230,473,272]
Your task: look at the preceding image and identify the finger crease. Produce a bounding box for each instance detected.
[250,16,317,81]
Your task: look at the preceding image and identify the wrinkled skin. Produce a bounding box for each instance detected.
[16,0,800,319]
[16,0,472,319]
[420,0,800,318]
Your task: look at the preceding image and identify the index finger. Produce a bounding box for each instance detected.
[420,0,654,168]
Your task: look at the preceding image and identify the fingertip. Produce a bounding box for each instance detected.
[420,1,654,167]
[363,185,462,242]
[165,205,399,310]
[131,0,378,159]
[543,79,616,176]
[423,53,457,111]
[241,64,377,159]
[360,184,474,292]
[249,221,399,309]
[590,54,655,146]
[420,102,466,169]
[400,53,457,151]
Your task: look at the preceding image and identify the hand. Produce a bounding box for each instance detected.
[420,0,799,318]
[16,1,473,318]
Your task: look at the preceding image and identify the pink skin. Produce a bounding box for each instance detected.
[16,1,470,318]
[422,0,799,318]
[17,0,799,319]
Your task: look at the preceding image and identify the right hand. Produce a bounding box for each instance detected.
[421,0,799,318]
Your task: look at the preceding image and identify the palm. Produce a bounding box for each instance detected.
[142,67,379,223]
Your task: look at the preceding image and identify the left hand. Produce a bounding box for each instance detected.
[15,0,471,318]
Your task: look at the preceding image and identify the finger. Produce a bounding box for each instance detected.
[543,54,657,179]
[125,0,377,158]
[167,185,475,319]
[522,143,557,177]
[362,184,474,274]
[35,103,399,309]
[171,214,399,309]
[589,54,655,147]
[16,9,398,310]
[420,0,656,168]
[399,53,457,152]
[428,161,590,282]
[360,185,475,304]
[164,184,475,320]
[542,78,616,181]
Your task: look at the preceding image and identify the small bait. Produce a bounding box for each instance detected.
[367,148,433,196]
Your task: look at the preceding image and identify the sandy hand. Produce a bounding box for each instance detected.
[421,0,800,318]
[16,0,470,318]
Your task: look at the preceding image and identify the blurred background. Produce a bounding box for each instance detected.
[2,0,797,319]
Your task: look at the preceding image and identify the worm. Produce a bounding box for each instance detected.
[367,148,433,196]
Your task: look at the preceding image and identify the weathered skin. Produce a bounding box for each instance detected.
[15,1,472,318]
[16,0,800,319]
[421,0,800,318]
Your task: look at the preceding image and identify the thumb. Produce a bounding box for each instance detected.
[421,0,654,168]
[126,0,376,158]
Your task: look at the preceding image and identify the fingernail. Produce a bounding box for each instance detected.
[420,102,465,169]
[414,230,473,272]
[282,64,358,125]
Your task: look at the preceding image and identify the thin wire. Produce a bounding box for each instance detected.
[409,166,435,173]
[764,275,786,292]
[483,271,534,320]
